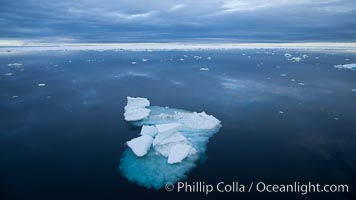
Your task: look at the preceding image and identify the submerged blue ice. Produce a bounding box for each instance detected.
[119,101,221,189]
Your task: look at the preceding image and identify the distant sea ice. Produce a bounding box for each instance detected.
[120,97,221,189]
[334,63,356,71]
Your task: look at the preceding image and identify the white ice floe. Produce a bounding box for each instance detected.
[280,74,287,77]
[200,67,209,71]
[207,56,212,60]
[12,95,19,98]
[5,72,13,76]
[155,123,182,136]
[168,144,195,164]
[38,83,46,87]
[193,55,202,60]
[173,111,221,130]
[298,82,305,86]
[142,58,148,62]
[124,97,150,121]
[352,89,356,92]
[153,132,193,157]
[284,53,292,58]
[140,125,157,137]
[131,62,137,65]
[7,63,22,67]
[334,63,356,71]
[120,97,221,189]
[290,57,302,62]
[127,135,154,157]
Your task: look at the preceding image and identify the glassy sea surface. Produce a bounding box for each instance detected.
[0,49,356,200]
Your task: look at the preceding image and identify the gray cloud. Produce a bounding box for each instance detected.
[0,0,355,42]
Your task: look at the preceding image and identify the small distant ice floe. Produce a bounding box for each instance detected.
[193,55,202,60]
[298,82,305,86]
[5,72,13,76]
[284,53,292,58]
[200,67,209,71]
[352,89,356,92]
[12,95,19,98]
[280,74,287,77]
[131,62,137,65]
[279,111,285,114]
[142,58,149,62]
[207,56,212,60]
[290,57,302,62]
[120,97,221,189]
[38,83,46,87]
[7,63,22,67]
[334,63,356,71]
[284,53,307,62]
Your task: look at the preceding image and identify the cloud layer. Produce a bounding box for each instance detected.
[0,0,355,42]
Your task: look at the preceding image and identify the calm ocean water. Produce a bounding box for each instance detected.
[0,49,355,199]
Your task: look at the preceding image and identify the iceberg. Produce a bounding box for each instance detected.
[120,97,221,189]
[334,63,356,71]
[123,97,150,121]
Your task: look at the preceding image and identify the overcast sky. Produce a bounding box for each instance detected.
[0,0,355,43]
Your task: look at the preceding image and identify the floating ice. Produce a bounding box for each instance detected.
[38,83,46,87]
[123,97,150,121]
[207,56,212,60]
[131,62,137,65]
[5,72,13,76]
[140,125,157,137]
[200,67,209,71]
[168,144,194,164]
[7,63,22,67]
[127,135,154,157]
[284,53,292,58]
[290,57,302,62]
[334,63,356,71]
[142,58,148,62]
[120,97,221,189]
[352,89,356,92]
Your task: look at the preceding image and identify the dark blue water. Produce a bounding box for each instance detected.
[0,49,355,199]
